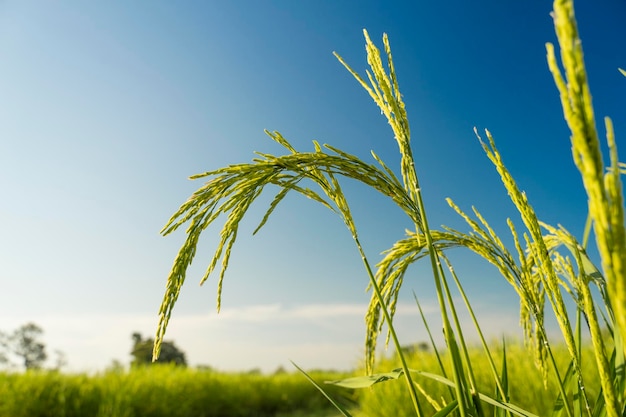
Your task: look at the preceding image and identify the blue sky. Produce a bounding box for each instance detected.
[0,1,624,372]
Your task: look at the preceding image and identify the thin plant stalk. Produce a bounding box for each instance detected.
[354,234,424,417]
[442,254,507,401]
[548,0,626,360]
[413,292,450,383]
[324,158,424,416]
[336,30,461,415]
[436,257,483,415]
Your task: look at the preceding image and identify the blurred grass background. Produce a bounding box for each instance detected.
[0,342,600,417]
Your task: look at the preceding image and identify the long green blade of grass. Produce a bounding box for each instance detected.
[291,361,353,417]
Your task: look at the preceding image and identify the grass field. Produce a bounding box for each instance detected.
[0,343,601,417]
[0,365,353,417]
[353,342,603,417]
[3,1,620,417]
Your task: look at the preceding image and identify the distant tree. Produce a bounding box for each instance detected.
[51,349,68,371]
[398,342,430,356]
[273,365,287,375]
[106,359,125,373]
[130,332,187,367]
[0,331,9,366]
[11,323,47,370]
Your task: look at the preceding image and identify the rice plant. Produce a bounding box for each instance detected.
[155,0,625,415]
[352,343,603,417]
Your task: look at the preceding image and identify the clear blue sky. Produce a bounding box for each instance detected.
[0,1,624,372]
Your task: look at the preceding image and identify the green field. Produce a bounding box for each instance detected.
[0,343,601,417]
[0,365,352,417]
[2,1,621,417]
[354,343,603,417]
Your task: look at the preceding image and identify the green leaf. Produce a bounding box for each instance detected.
[432,400,459,417]
[549,359,581,417]
[495,340,510,417]
[328,367,539,417]
[325,368,404,389]
[560,241,603,282]
[415,371,541,417]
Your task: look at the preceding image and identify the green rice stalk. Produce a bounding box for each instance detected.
[437,256,484,416]
[324,163,424,417]
[547,0,626,364]
[475,128,590,412]
[495,339,511,417]
[442,254,508,402]
[153,139,417,360]
[435,274,471,417]
[413,292,450,383]
[543,223,617,417]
